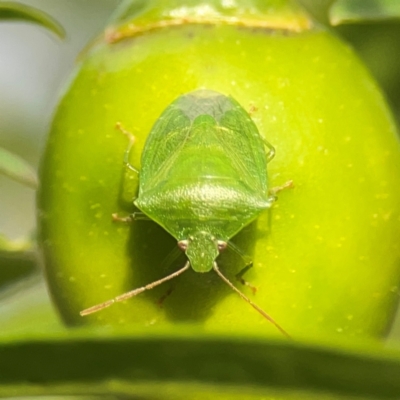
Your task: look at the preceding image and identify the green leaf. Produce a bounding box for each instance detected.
[0,233,34,254]
[0,234,37,288]
[330,0,400,25]
[0,332,399,398]
[0,1,65,38]
[0,147,38,189]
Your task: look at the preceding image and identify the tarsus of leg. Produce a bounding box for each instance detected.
[213,262,291,338]
[112,212,150,223]
[80,261,190,316]
[270,180,294,196]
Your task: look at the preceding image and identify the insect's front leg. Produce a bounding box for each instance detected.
[227,241,258,294]
[157,287,175,308]
[155,244,186,306]
[235,263,258,295]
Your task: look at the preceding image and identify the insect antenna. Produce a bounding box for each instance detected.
[212,262,291,338]
[80,261,190,316]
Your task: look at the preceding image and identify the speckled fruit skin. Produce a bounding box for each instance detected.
[38,0,400,339]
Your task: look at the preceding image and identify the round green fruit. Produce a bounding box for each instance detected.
[38,0,400,339]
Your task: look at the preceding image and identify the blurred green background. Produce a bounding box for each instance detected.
[1,0,400,340]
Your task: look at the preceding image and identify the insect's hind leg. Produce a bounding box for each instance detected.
[115,122,139,174]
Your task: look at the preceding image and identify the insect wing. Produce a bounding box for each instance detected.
[139,103,191,190]
[218,97,268,194]
[178,90,269,194]
[139,90,269,197]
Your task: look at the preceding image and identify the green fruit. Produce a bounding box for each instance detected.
[38,0,400,339]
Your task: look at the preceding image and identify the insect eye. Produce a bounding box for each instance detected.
[178,240,188,251]
[217,241,227,251]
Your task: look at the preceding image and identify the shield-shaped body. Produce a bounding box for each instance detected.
[135,90,272,243]
[81,90,290,337]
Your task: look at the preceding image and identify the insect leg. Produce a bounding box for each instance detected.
[263,139,275,163]
[157,287,175,307]
[115,122,139,174]
[269,180,294,198]
[227,241,257,294]
[235,264,257,294]
[155,245,184,306]
[112,211,151,223]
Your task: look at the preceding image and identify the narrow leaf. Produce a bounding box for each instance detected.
[0,332,400,398]
[0,1,65,38]
[330,0,400,25]
[0,234,37,288]
[0,147,38,189]
[0,233,35,254]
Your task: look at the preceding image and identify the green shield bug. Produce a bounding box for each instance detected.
[81,89,291,337]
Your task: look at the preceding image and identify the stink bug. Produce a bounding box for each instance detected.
[81,89,291,337]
